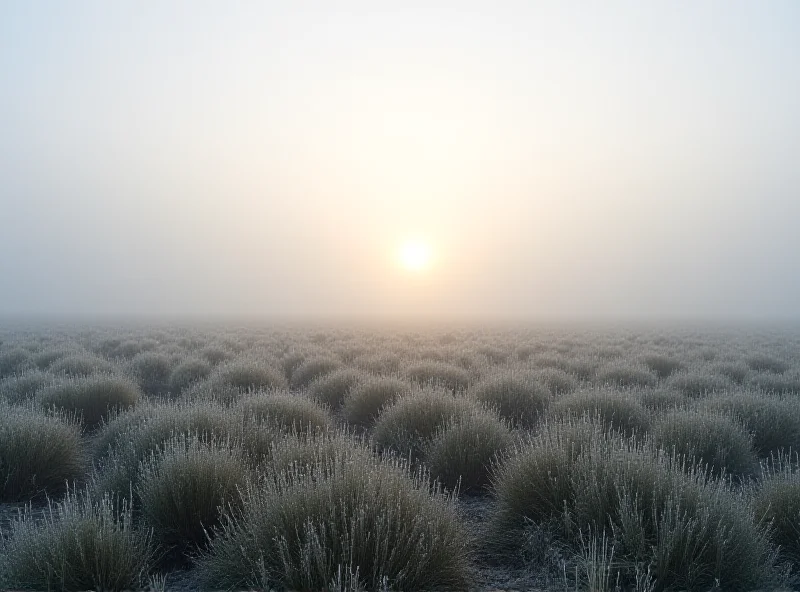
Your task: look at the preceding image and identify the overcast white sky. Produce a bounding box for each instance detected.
[1,2,799,320]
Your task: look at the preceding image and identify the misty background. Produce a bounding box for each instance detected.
[1,2,799,320]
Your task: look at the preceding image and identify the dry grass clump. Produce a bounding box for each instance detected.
[651,409,757,478]
[237,390,331,432]
[596,363,658,388]
[200,345,233,366]
[373,386,479,461]
[307,367,364,410]
[0,369,52,404]
[264,429,375,478]
[701,392,800,457]
[748,370,800,395]
[0,347,32,378]
[137,436,248,552]
[199,360,288,405]
[404,360,471,391]
[38,374,141,430]
[127,351,173,396]
[167,357,211,395]
[667,370,732,397]
[32,346,79,370]
[714,360,751,384]
[642,353,684,378]
[289,356,342,389]
[0,403,84,502]
[469,372,550,428]
[197,456,471,591]
[533,367,578,395]
[490,436,777,591]
[352,352,402,374]
[549,389,651,437]
[425,409,513,493]
[0,488,154,591]
[49,353,113,377]
[340,376,411,428]
[637,388,687,411]
[746,353,789,374]
[752,451,800,565]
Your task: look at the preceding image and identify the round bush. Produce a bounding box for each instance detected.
[638,388,687,411]
[0,404,83,502]
[128,352,172,396]
[747,371,800,395]
[469,372,550,428]
[651,409,757,478]
[167,357,211,395]
[596,364,658,388]
[237,391,331,432]
[667,371,732,397]
[289,356,341,389]
[341,376,411,428]
[49,354,113,377]
[549,389,651,436]
[198,458,471,591]
[0,370,52,405]
[405,361,471,391]
[0,347,32,378]
[746,354,788,374]
[373,387,479,461]
[0,488,153,591]
[425,410,512,493]
[38,375,141,430]
[642,353,684,378]
[533,367,578,395]
[307,368,364,410]
[137,437,248,552]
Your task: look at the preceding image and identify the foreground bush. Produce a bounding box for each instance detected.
[137,436,248,552]
[373,387,478,461]
[425,409,512,493]
[0,370,52,404]
[469,372,549,428]
[651,409,757,478]
[290,356,341,389]
[307,367,364,410]
[490,437,777,591]
[340,376,410,428]
[0,404,83,502]
[38,375,141,429]
[752,451,800,565]
[198,458,471,591]
[0,489,154,591]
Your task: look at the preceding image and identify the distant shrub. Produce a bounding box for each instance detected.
[490,440,776,591]
[0,403,83,502]
[642,353,684,378]
[651,409,757,478]
[265,429,374,478]
[752,451,800,564]
[0,347,32,378]
[307,368,364,410]
[714,360,750,384]
[167,357,211,395]
[405,361,471,391]
[32,346,77,370]
[667,371,731,397]
[205,361,288,404]
[596,363,658,388]
[638,388,687,411]
[340,376,410,428]
[702,392,800,457]
[0,370,52,404]
[550,389,651,436]
[128,351,172,396]
[533,367,578,395]
[425,410,512,493]
[290,356,341,389]
[38,375,141,430]
[198,457,470,591]
[746,353,789,374]
[49,353,113,377]
[353,352,402,374]
[279,351,307,380]
[469,372,550,428]
[748,371,800,395]
[373,387,478,461]
[0,488,154,591]
[138,436,248,552]
[237,391,331,433]
[200,346,233,366]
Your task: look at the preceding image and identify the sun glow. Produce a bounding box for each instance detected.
[398,239,432,271]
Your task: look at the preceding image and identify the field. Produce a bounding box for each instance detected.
[1,322,799,591]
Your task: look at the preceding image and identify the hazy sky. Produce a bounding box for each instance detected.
[1,2,799,319]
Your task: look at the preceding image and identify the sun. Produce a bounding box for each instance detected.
[398,239,432,271]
